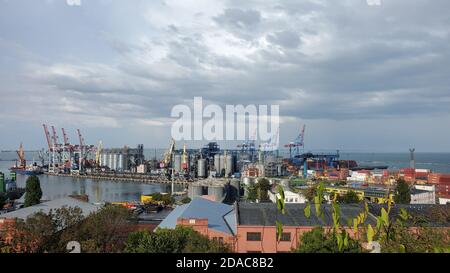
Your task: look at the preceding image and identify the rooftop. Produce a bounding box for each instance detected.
[237,202,377,227]
[157,197,236,235]
[0,197,100,221]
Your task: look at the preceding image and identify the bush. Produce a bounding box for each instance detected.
[124,226,231,253]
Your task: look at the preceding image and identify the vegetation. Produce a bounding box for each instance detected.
[394,178,411,204]
[276,180,450,253]
[0,204,133,253]
[181,196,191,204]
[2,206,84,253]
[0,193,6,209]
[295,227,362,253]
[151,192,175,206]
[303,185,317,202]
[124,226,231,253]
[246,178,272,202]
[24,176,43,207]
[336,190,361,204]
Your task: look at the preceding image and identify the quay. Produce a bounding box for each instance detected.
[44,172,192,185]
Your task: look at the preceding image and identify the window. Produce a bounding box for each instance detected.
[277,232,291,242]
[247,232,262,241]
[189,219,196,224]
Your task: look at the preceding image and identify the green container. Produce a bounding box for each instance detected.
[10,172,16,182]
[0,172,5,193]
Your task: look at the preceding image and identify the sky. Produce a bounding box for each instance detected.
[0,0,449,152]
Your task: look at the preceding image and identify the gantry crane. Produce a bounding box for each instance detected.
[284,124,306,159]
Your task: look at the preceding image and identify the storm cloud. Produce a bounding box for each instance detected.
[0,0,449,151]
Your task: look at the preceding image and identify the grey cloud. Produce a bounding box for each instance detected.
[266,30,301,49]
[214,8,261,29]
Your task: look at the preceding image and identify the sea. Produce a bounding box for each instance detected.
[1,150,449,203]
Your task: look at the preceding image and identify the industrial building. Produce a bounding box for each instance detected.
[99,144,144,172]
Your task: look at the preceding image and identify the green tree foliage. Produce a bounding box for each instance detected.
[256,178,271,202]
[24,176,43,207]
[67,205,133,253]
[0,193,6,209]
[246,184,258,202]
[181,196,191,204]
[394,178,411,204]
[295,227,362,253]
[5,206,84,253]
[303,186,317,202]
[337,190,361,204]
[246,179,271,202]
[124,226,231,253]
[151,192,175,205]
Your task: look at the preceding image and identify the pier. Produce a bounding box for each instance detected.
[44,172,193,185]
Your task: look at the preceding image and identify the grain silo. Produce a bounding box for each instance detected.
[197,159,207,178]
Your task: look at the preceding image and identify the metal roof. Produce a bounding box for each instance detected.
[238,202,377,227]
[157,197,236,235]
[0,197,100,221]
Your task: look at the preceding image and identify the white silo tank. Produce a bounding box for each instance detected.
[118,154,124,171]
[112,154,118,170]
[219,155,226,175]
[102,154,107,167]
[226,154,234,177]
[214,155,221,173]
[108,153,113,169]
[198,159,206,178]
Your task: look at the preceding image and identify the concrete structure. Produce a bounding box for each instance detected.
[99,144,144,172]
[136,164,148,174]
[411,185,436,204]
[157,197,236,248]
[268,188,306,204]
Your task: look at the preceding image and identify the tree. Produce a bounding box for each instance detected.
[246,184,258,202]
[124,226,231,253]
[24,176,43,207]
[337,190,361,204]
[394,178,411,204]
[0,193,6,209]
[67,205,133,253]
[303,186,317,202]
[181,197,191,204]
[257,178,271,202]
[295,227,362,253]
[4,206,84,253]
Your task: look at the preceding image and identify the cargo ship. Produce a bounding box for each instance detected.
[9,165,44,176]
[9,143,43,176]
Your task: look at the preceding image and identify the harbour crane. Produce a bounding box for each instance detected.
[284,124,306,159]
[16,143,26,168]
[161,138,175,168]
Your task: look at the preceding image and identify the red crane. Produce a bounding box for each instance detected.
[43,124,53,151]
[51,126,60,148]
[61,128,70,146]
[77,129,85,148]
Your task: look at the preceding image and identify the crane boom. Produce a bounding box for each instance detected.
[43,124,53,150]
[77,129,85,147]
[51,126,59,146]
[61,128,69,145]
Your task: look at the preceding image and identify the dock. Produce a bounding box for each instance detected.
[44,172,193,185]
